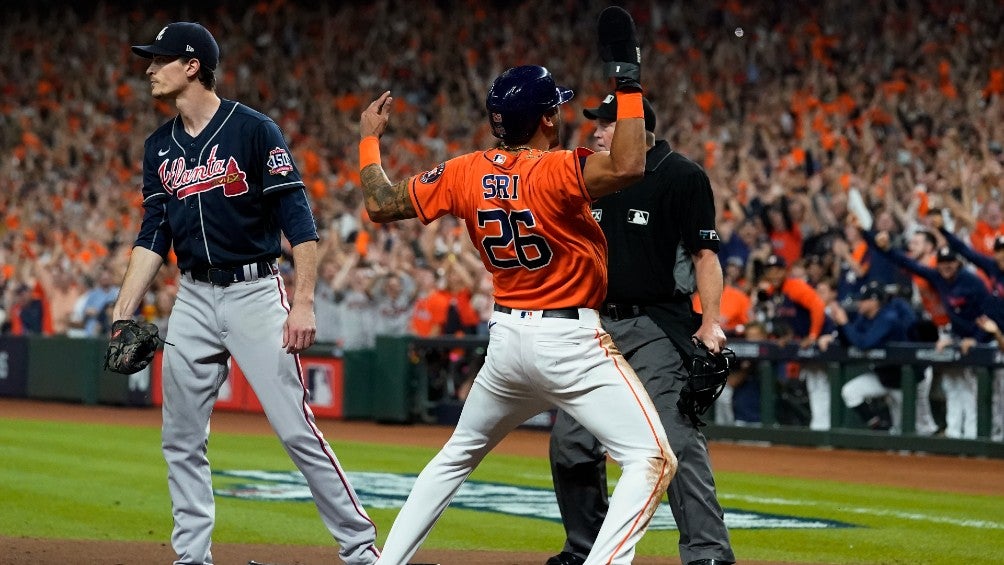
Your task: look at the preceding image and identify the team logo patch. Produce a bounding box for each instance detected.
[266,147,293,176]
[700,229,720,241]
[627,209,649,225]
[591,209,603,222]
[420,162,446,184]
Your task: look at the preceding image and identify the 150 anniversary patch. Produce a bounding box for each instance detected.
[267,147,293,176]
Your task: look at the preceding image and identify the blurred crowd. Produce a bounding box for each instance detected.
[1,1,1002,436]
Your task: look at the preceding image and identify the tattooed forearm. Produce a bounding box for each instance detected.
[360,164,418,222]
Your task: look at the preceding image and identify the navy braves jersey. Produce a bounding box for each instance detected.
[135,99,318,270]
[592,140,720,305]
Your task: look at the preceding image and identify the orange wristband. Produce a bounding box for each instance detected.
[359,136,381,170]
[616,91,644,120]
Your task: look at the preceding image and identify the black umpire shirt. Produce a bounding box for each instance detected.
[593,140,721,306]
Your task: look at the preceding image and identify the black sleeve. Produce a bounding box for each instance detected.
[675,166,720,253]
[134,138,173,258]
[940,227,998,275]
[276,187,320,246]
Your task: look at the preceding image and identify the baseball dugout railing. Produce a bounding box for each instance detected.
[407,336,1004,459]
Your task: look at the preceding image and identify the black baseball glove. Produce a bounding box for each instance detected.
[677,342,736,427]
[597,6,642,92]
[104,319,161,374]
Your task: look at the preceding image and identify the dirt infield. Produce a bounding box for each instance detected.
[2,398,1003,564]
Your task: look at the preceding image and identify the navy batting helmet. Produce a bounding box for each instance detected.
[486,65,574,145]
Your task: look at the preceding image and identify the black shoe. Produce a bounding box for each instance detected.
[546,552,586,565]
[688,560,735,565]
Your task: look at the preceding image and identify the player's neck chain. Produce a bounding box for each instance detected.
[500,143,540,153]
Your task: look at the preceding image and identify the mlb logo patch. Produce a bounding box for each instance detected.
[627,209,649,225]
[493,153,507,164]
[591,209,603,222]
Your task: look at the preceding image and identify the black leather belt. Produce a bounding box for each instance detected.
[493,304,579,319]
[186,260,276,287]
[601,302,645,321]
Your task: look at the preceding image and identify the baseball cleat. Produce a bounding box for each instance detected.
[546,552,585,565]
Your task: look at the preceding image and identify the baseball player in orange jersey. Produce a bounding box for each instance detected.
[356,9,674,565]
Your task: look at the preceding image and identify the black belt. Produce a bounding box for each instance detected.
[186,260,276,287]
[493,303,580,319]
[601,302,645,321]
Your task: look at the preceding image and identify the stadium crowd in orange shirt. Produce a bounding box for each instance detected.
[0,0,1002,368]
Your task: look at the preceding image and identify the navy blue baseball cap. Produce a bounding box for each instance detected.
[583,92,657,133]
[132,22,220,71]
[858,281,887,302]
[764,254,787,269]
[935,247,960,263]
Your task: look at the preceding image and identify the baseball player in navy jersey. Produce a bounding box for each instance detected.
[110,22,378,565]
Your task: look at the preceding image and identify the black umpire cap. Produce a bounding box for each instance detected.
[583,93,657,133]
[132,22,220,71]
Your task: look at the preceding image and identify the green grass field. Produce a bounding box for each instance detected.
[1,417,1001,564]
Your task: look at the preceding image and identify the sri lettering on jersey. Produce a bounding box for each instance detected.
[158,144,249,199]
[482,174,519,200]
[420,162,446,184]
[266,147,293,176]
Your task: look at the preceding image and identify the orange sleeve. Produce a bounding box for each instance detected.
[851,241,869,272]
[407,154,477,227]
[784,279,826,338]
[719,286,751,332]
[408,156,465,224]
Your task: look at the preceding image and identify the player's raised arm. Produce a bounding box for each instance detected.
[358,91,419,223]
[582,6,647,199]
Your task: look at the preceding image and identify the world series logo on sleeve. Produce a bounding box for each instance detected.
[266,147,293,176]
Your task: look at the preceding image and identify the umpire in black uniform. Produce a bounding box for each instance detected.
[546,93,734,565]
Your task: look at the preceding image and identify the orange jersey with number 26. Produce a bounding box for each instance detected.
[408,147,607,310]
